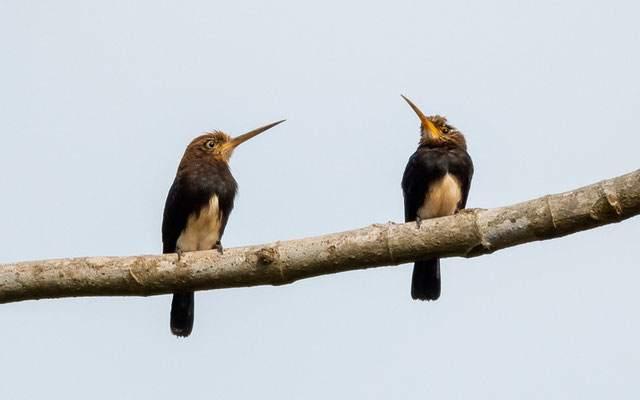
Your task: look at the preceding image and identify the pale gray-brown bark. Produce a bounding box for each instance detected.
[1,169,639,304]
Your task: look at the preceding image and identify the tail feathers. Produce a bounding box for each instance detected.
[411,259,441,301]
[170,292,194,337]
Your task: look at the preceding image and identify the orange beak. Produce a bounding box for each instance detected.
[400,95,441,137]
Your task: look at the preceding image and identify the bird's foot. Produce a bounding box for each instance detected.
[214,241,224,255]
[415,216,422,229]
[176,248,184,262]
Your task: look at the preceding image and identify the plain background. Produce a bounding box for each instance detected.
[1,1,639,399]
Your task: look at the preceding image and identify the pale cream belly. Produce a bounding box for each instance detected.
[417,173,462,219]
[176,195,222,252]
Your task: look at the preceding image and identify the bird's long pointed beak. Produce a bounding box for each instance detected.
[218,119,286,153]
[400,95,441,137]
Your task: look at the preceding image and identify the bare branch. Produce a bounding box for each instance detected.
[1,169,639,304]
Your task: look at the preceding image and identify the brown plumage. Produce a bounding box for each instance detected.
[162,120,285,337]
[400,95,474,300]
[418,115,467,150]
[178,131,235,169]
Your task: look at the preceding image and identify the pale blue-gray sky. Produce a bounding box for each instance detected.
[1,1,639,399]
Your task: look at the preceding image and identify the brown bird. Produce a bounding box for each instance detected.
[400,95,473,300]
[162,120,285,337]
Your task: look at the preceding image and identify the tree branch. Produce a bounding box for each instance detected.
[1,169,639,304]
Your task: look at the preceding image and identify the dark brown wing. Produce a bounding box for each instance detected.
[162,162,238,254]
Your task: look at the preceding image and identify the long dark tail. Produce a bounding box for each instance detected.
[170,292,194,337]
[411,259,441,301]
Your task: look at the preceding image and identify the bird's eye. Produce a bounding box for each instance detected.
[442,127,450,134]
[206,141,216,149]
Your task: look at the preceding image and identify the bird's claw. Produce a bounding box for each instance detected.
[214,241,224,255]
[176,248,184,262]
[415,217,422,229]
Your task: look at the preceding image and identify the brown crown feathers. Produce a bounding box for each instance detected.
[419,115,467,150]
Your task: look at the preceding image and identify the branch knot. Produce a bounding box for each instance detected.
[590,181,623,221]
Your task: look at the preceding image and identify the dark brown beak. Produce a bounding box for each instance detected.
[217,120,286,153]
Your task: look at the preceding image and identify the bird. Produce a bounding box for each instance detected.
[162,119,285,337]
[400,95,473,301]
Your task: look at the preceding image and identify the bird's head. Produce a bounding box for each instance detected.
[401,95,466,150]
[182,120,285,165]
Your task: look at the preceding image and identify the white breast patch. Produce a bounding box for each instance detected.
[417,173,462,219]
[176,195,222,252]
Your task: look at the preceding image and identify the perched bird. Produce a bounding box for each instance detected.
[162,120,285,337]
[400,95,473,301]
